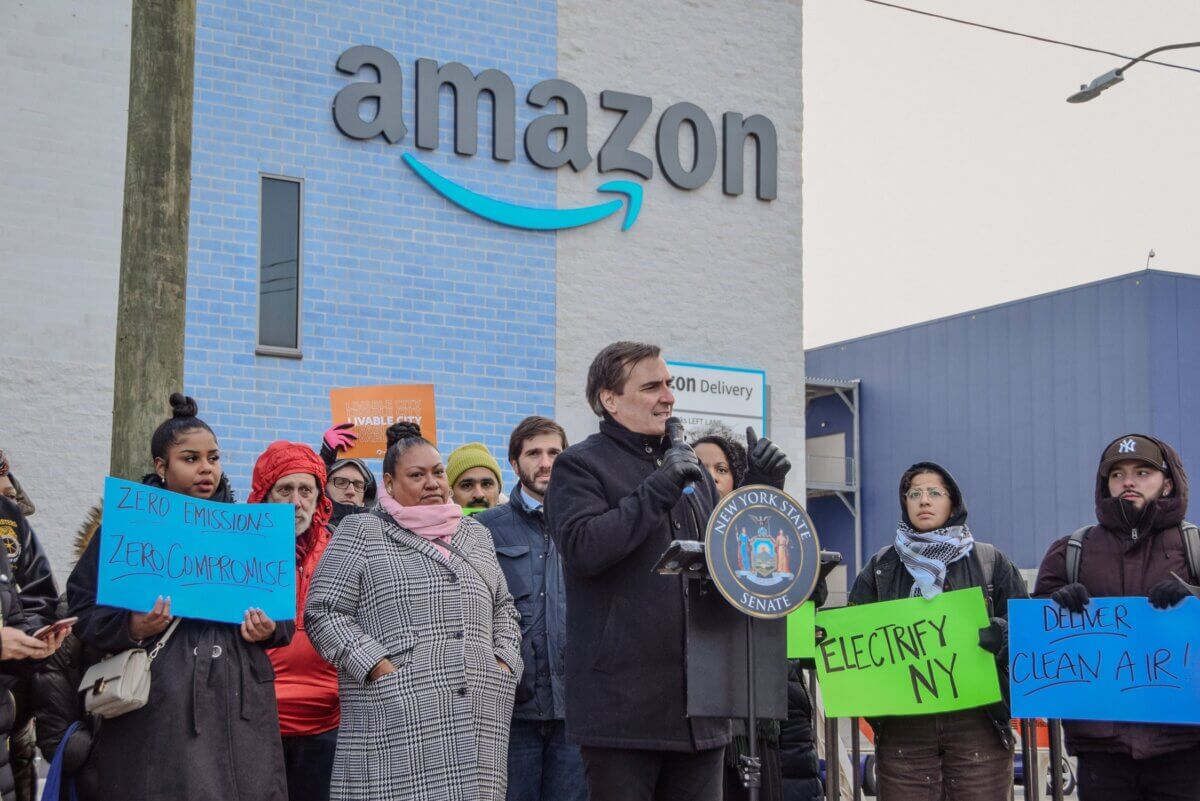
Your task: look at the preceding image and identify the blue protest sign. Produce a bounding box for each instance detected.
[97,477,296,624]
[1009,597,1200,724]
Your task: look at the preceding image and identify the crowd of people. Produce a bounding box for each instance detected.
[0,341,1195,801]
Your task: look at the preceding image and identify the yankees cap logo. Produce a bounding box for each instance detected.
[1118,438,1137,454]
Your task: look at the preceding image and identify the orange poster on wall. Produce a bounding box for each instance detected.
[328,384,437,459]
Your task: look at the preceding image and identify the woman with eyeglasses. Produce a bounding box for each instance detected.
[848,461,1027,801]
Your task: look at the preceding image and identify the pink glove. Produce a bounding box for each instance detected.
[323,423,358,453]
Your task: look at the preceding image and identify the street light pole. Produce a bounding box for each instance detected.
[1067,41,1200,102]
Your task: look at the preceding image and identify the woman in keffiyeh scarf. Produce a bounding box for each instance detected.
[847,461,1029,801]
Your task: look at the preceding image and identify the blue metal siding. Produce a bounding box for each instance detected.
[1148,272,1200,465]
[805,272,1183,575]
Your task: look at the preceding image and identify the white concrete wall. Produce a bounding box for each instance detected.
[0,2,130,577]
[554,0,805,487]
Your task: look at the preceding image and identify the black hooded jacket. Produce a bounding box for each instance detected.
[1034,434,1199,760]
[0,498,44,801]
[848,462,1028,743]
[34,506,104,801]
[0,487,58,630]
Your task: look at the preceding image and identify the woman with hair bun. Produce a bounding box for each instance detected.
[67,393,293,800]
[306,421,523,801]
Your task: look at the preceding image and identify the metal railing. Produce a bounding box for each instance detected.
[811,673,1071,801]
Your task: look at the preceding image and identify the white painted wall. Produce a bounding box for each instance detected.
[554,0,806,487]
[0,1,130,577]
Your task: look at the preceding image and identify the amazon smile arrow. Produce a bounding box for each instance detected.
[402,153,643,232]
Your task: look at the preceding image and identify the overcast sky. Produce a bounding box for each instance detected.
[802,0,1200,346]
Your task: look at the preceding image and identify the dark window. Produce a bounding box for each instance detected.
[258,176,301,353]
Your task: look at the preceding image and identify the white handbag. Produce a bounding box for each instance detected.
[78,619,180,719]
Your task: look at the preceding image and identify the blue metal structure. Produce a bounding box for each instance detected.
[805,269,1200,575]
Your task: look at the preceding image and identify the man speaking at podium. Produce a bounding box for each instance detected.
[546,341,789,801]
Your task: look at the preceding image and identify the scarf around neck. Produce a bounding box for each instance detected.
[377,493,462,558]
[894,521,975,599]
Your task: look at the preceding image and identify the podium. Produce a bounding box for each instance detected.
[656,537,841,794]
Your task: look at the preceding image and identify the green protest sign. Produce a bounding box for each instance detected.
[786,601,816,658]
[815,587,1001,717]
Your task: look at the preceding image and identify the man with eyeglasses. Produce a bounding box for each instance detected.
[1034,434,1200,801]
[318,423,378,528]
[249,441,340,801]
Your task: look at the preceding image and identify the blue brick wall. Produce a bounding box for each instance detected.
[185,0,557,497]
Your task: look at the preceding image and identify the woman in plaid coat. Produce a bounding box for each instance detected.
[305,422,523,801]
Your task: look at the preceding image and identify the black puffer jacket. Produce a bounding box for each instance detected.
[0,497,42,801]
[779,663,822,801]
[33,593,103,801]
[0,495,58,630]
[32,505,101,798]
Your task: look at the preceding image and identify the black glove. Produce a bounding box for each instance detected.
[660,445,705,491]
[978,617,1008,655]
[1148,578,1191,609]
[743,427,791,490]
[1051,582,1091,613]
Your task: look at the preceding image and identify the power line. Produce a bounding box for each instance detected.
[861,0,1200,76]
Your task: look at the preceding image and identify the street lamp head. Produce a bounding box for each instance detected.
[1066,68,1124,103]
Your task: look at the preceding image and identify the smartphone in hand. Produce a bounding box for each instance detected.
[33,616,78,641]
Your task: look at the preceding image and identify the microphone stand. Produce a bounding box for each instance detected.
[740,616,762,800]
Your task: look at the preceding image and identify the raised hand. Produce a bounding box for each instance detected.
[744,427,791,490]
[323,422,358,453]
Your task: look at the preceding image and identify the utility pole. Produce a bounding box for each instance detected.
[110,0,197,479]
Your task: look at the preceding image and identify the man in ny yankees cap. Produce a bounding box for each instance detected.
[1034,433,1200,800]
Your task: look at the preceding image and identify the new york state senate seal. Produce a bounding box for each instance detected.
[704,484,820,619]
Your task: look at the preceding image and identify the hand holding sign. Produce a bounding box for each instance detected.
[241,608,277,643]
[1148,577,1191,609]
[129,595,173,640]
[1009,597,1200,724]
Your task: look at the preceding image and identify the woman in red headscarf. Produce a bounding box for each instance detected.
[248,441,339,801]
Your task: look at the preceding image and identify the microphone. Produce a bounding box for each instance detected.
[665,416,695,495]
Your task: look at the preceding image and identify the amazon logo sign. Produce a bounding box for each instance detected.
[331,46,778,233]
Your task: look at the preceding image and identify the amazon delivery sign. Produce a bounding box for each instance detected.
[667,361,767,435]
[331,47,778,232]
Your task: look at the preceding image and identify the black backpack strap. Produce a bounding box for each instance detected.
[1065,526,1091,585]
[974,542,997,597]
[1181,521,1200,584]
[966,542,998,617]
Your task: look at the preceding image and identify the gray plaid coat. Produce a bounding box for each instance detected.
[305,510,523,801]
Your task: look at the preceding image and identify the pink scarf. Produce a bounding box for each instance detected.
[377,493,461,558]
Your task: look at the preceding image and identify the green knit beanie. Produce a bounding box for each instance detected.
[446,442,503,490]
